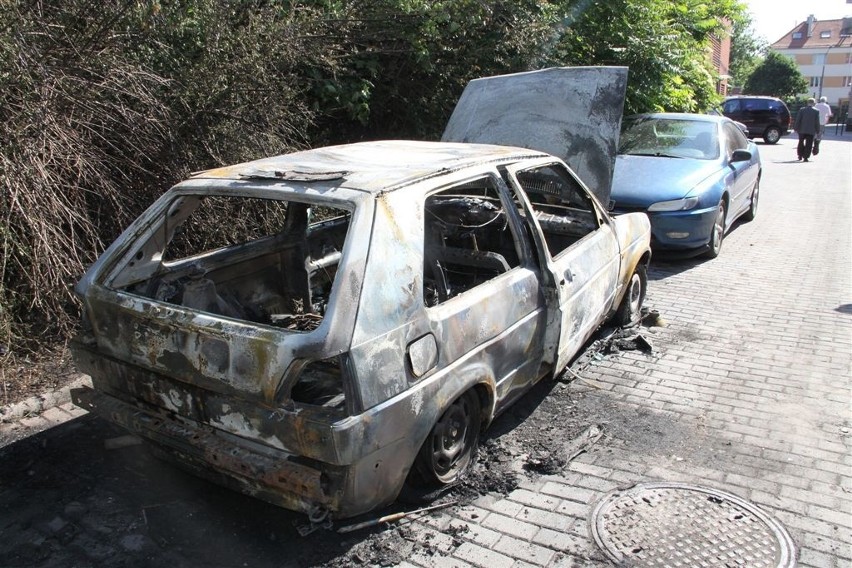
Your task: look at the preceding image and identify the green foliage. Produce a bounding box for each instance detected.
[300,0,563,140]
[744,51,808,100]
[544,0,747,114]
[729,17,767,89]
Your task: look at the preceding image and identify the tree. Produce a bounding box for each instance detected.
[542,0,749,114]
[729,18,767,90]
[744,51,808,99]
[299,0,564,141]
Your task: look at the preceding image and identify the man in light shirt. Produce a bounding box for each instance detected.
[813,96,832,156]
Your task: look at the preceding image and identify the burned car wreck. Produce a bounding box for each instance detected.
[71,68,651,520]
[72,140,650,520]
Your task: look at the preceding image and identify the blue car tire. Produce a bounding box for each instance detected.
[704,201,727,259]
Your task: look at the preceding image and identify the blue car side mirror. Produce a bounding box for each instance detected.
[730,149,751,163]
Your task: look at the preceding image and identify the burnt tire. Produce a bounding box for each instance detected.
[411,390,480,487]
[614,264,647,326]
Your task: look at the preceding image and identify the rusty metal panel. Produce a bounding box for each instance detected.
[71,386,338,511]
[442,67,628,204]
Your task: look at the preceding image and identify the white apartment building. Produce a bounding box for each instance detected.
[770,15,852,117]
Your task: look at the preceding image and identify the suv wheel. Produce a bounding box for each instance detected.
[763,126,781,144]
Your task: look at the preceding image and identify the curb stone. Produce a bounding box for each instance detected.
[0,373,91,424]
[0,374,92,447]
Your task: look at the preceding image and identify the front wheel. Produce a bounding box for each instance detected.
[763,126,781,144]
[614,264,647,326]
[412,390,481,486]
[704,201,727,259]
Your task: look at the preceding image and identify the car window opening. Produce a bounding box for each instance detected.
[116,195,350,331]
[423,178,521,306]
[513,165,599,257]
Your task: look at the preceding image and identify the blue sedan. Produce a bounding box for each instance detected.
[610,113,761,258]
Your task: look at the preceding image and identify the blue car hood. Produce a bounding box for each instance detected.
[610,155,719,207]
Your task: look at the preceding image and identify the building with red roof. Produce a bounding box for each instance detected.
[770,15,852,117]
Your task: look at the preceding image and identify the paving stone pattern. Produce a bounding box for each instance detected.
[400,136,852,567]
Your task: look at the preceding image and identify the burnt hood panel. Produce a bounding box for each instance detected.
[442,67,628,204]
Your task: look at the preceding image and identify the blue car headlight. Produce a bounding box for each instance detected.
[647,197,700,212]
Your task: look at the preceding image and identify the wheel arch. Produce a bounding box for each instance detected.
[720,191,731,223]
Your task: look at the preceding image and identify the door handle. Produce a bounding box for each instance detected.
[563,269,574,284]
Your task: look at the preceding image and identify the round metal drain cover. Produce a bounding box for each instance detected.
[590,482,796,567]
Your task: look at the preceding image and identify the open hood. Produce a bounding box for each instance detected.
[442,67,628,204]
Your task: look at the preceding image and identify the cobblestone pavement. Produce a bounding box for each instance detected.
[395,134,852,567]
[2,135,849,567]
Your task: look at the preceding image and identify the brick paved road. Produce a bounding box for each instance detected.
[399,134,852,567]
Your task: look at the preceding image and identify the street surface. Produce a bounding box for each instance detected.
[0,133,850,567]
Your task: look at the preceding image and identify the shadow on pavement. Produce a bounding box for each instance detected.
[647,217,752,282]
[0,414,362,567]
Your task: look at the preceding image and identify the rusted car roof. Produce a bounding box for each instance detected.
[189,140,547,195]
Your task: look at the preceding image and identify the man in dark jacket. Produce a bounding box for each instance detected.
[794,98,820,162]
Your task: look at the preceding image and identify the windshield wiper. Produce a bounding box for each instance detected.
[624,152,684,159]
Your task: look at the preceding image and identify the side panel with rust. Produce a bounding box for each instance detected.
[611,212,652,304]
[349,175,547,412]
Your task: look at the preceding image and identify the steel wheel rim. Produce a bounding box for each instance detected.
[430,396,474,481]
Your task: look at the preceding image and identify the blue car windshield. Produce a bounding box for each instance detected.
[620,118,719,160]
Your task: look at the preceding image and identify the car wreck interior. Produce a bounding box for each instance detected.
[423,180,522,306]
[119,195,350,333]
[422,168,599,306]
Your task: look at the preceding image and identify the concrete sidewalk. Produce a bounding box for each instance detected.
[0,375,91,448]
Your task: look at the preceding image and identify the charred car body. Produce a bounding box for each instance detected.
[71,69,651,520]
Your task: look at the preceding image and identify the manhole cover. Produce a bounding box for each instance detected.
[590,482,796,567]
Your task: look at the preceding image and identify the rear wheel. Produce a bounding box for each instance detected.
[614,264,647,326]
[743,176,760,222]
[763,126,781,144]
[704,201,726,259]
[412,390,480,486]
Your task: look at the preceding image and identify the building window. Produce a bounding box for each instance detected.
[844,76,852,87]
[809,77,821,87]
[813,54,826,65]
[820,30,832,38]
[792,31,803,39]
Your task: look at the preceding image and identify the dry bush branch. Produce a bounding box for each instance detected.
[0,1,325,387]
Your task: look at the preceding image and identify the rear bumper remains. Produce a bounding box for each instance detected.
[72,387,337,518]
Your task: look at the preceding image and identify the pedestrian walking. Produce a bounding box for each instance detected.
[793,98,820,162]
[813,96,832,155]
